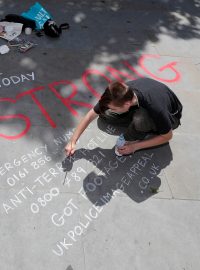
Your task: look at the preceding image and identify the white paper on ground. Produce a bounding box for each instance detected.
[0,45,10,54]
[0,22,23,41]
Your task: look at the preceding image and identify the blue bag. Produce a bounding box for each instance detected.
[21,2,51,30]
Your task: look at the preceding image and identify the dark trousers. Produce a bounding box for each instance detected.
[99,107,180,141]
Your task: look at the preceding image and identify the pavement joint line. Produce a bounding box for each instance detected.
[179,89,200,93]
[173,132,200,137]
[148,53,199,59]
[152,197,200,202]
[153,46,159,54]
[163,170,174,198]
[56,191,79,195]
[78,205,87,270]
[0,190,80,194]
[115,195,200,202]
[81,235,87,270]
[76,193,87,270]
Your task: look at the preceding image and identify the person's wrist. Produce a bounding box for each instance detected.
[131,142,139,152]
[70,138,76,144]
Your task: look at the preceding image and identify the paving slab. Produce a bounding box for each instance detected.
[154,34,200,58]
[0,191,85,270]
[164,133,200,200]
[80,196,200,270]
[172,89,200,136]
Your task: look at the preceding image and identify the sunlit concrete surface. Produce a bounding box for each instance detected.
[0,1,200,269]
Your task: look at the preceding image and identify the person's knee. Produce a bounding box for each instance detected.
[132,109,156,132]
[132,113,146,131]
[132,114,144,127]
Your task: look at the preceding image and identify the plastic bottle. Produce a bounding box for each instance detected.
[115,134,125,156]
[25,27,32,35]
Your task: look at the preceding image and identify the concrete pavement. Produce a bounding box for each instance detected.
[0,1,200,269]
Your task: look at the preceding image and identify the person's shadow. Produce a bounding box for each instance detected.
[62,143,173,205]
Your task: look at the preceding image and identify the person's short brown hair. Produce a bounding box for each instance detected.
[98,81,133,113]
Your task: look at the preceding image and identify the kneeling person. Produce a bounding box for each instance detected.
[65,78,183,156]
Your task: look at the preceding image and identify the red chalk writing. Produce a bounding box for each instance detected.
[139,54,181,83]
[0,54,181,140]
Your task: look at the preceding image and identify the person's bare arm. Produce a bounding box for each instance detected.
[65,109,98,156]
[118,130,173,155]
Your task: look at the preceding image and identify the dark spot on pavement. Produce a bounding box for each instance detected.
[82,25,88,29]
[66,266,73,270]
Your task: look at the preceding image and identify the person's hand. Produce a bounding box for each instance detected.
[118,142,138,156]
[65,141,76,156]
